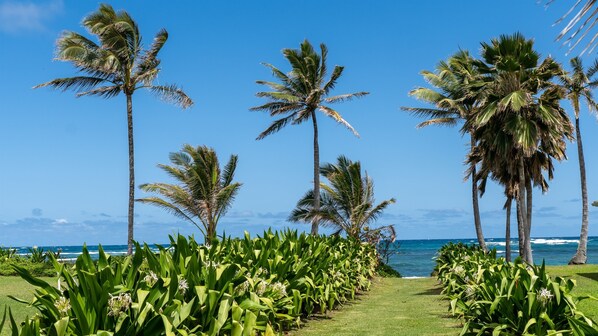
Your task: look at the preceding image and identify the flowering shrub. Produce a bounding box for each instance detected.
[435,243,598,335]
[3,230,378,335]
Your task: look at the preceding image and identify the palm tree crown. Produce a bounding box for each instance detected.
[35,4,193,254]
[137,145,241,244]
[290,155,395,243]
[35,4,193,105]
[252,40,368,235]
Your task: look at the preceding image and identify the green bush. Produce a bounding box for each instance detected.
[4,230,378,335]
[435,242,598,335]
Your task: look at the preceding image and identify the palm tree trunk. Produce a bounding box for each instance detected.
[311,111,320,235]
[517,157,529,263]
[570,116,589,264]
[525,177,534,265]
[126,94,135,255]
[516,198,525,260]
[470,137,487,252]
[505,196,512,262]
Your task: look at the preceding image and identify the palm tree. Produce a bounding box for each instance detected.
[251,40,368,235]
[137,145,241,244]
[289,155,395,243]
[548,0,598,54]
[468,33,573,264]
[402,50,488,251]
[593,201,598,206]
[34,4,193,254]
[560,57,598,264]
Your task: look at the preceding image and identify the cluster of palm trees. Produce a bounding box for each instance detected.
[404,33,597,265]
[35,4,391,250]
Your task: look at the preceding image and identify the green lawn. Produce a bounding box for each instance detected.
[291,277,461,335]
[545,264,598,320]
[0,277,53,336]
[1,264,597,335]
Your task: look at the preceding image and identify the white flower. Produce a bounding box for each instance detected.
[465,285,476,299]
[256,281,267,296]
[537,287,554,306]
[54,296,70,316]
[451,266,465,275]
[270,282,287,298]
[178,278,189,294]
[144,271,158,287]
[204,260,220,268]
[108,293,132,317]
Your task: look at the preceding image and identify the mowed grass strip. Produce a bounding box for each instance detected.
[0,276,53,336]
[546,264,598,320]
[292,277,461,336]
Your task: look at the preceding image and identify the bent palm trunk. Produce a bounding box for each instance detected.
[471,138,487,251]
[570,116,589,264]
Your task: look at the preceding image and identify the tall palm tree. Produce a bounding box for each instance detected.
[34,4,193,254]
[468,33,573,264]
[251,40,368,235]
[560,57,598,264]
[402,50,488,251]
[289,155,395,243]
[137,145,241,244]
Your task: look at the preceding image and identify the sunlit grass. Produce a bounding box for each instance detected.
[292,277,460,336]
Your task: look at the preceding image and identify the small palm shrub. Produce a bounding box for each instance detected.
[4,230,377,335]
[435,243,598,335]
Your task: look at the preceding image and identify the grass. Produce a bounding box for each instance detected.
[291,277,461,336]
[1,264,597,335]
[545,264,598,319]
[0,277,53,336]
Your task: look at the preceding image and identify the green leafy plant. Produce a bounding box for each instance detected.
[3,230,379,335]
[435,242,598,335]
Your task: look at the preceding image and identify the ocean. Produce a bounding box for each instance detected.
[9,236,596,278]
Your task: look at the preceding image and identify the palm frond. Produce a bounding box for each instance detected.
[148,84,194,109]
[34,76,110,92]
[325,92,369,103]
[76,85,122,98]
[256,114,299,140]
[318,105,359,137]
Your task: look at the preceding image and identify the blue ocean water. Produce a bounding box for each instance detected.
[9,237,597,278]
[388,236,598,277]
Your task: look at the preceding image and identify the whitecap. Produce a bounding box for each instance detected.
[531,239,579,245]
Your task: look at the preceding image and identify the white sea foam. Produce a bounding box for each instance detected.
[403,276,427,279]
[531,239,578,245]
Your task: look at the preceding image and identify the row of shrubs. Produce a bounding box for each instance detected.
[0,246,61,277]
[1,230,379,335]
[435,242,598,335]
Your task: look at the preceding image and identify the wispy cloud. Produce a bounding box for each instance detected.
[0,0,63,34]
[419,208,468,221]
[52,218,68,225]
[31,208,43,216]
[257,212,289,219]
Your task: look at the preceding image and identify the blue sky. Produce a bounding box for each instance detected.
[1,0,597,246]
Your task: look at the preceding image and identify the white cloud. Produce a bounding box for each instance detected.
[0,0,63,34]
[53,218,68,225]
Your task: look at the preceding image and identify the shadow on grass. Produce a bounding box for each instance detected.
[578,273,598,282]
[415,287,442,295]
